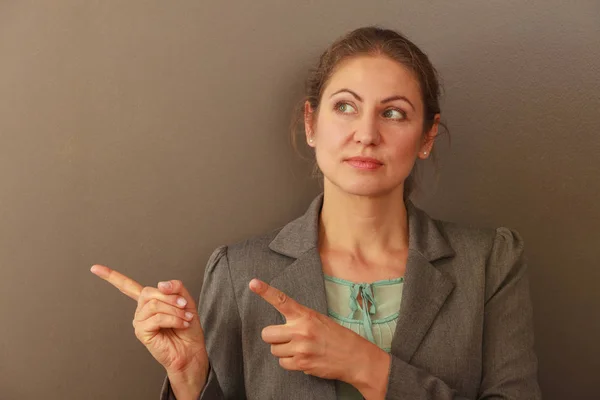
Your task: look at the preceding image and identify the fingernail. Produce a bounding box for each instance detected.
[185,312,193,320]
[183,321,190,328]
[177,297,187,307]
[158,281,172,290]
[251,279,263,290]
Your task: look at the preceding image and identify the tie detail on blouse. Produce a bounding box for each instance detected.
[348,283,377,343]
[324,274,404,400]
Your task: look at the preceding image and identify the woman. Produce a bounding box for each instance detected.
[91,26,541,399]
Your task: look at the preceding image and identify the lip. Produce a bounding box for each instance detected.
[345,156,383,170]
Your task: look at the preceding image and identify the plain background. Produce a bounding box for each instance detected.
[1,1,598,399]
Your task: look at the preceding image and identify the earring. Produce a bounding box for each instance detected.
[423,151,427,155]
[309,138,314,143]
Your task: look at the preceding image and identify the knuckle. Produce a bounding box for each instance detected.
[305,310,318,321]
[295,326,312,340]
[297,343,311,356]
[147,298,159,312]
[166,315,176,326]
[301,325,311,336]
[296,357,311,370]
[133,323,141,339]
[303,327,315,340]
[152,313,163,324]
[276,291,288,306]
[140,286,152,299]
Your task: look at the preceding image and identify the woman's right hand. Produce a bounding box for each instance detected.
[90,265,209,382]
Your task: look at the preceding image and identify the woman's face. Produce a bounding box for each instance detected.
[305,55,438,197]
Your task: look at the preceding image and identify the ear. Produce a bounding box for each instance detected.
[418,114,440,159]
[304,101,315,147]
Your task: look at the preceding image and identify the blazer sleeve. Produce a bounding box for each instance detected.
[159,245,246,400]
[384,227,542,399]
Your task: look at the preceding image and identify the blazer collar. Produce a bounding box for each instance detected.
[267,192,456,398]
[269,192,455,262]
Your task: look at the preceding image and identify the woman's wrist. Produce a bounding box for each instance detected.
[167,357,209,400]
[167,369,206,400]
[349,339,391,400]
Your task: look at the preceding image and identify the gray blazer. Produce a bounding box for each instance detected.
[161,193,541,399]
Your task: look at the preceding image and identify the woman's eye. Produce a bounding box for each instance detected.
[383,109,406,120]
[335,102,356,114]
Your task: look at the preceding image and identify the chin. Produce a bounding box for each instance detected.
[327,176,398,198]
[320,161,407,198]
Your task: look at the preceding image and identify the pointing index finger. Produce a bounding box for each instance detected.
[90,264,143,301]
[249,278,303,319]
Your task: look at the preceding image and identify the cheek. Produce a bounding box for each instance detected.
[378,129,422,174]
[391,137,420,157]
[314,117,348,150]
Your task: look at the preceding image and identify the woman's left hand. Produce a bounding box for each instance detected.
[249,278,390,388]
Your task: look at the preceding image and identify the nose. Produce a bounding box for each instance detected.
[354,112,380,146]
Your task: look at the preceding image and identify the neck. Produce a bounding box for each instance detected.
[318,182,409,259]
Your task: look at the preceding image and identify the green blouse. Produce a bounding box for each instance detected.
[324,274,404,400]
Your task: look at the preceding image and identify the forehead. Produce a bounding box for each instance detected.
[324,55,421,101]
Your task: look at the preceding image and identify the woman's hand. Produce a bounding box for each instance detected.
[249,278,391,395]
[90,265,209,381]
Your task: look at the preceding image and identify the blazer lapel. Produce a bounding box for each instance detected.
[392,200,455,362]
[268,192,328,315]
[267,192,456,391]
[391,250,455,361]
[268,193,336,399]
[269,248,330,317]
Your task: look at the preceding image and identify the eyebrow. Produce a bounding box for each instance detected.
[330,88,415,111]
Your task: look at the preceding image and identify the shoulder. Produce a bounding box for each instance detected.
[208,225,291,282]
[432,216,528,299]
[226,225,285,261]
[435,217,525,261]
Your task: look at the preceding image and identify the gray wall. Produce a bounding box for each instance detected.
[1,1,598,399]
